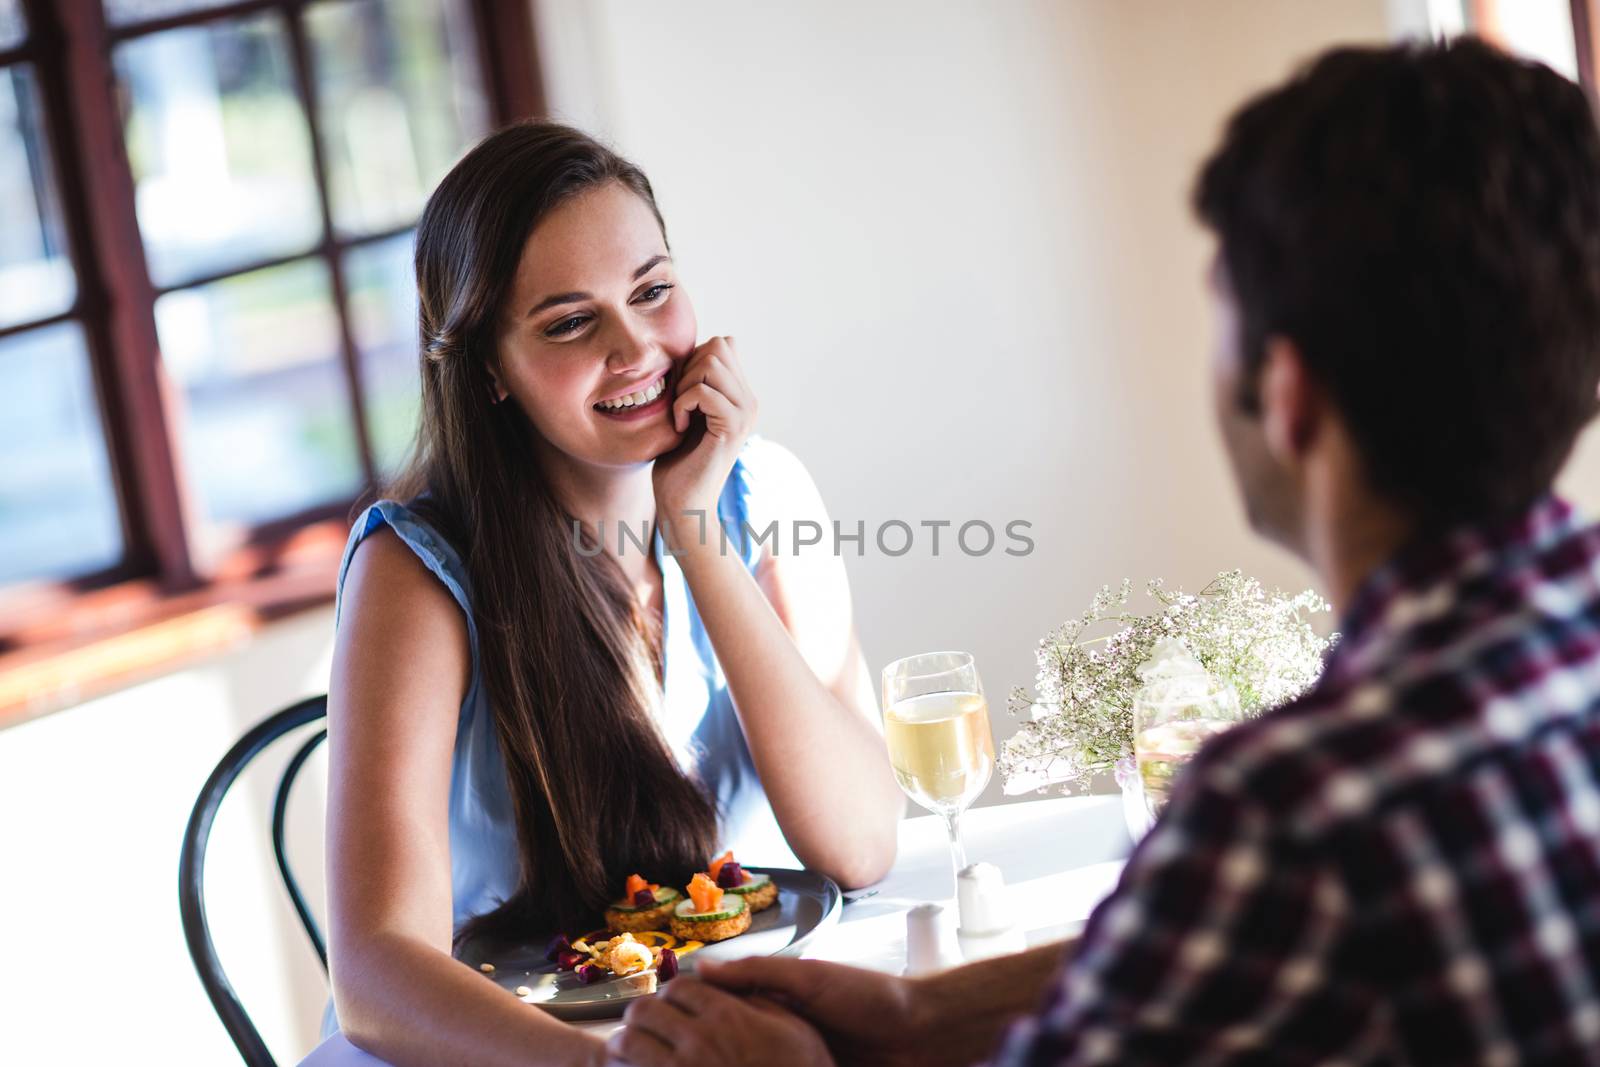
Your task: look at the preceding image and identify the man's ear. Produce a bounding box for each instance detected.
[1258,336,1321,467]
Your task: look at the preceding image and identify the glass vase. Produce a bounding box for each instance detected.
[1112,755,1154,843]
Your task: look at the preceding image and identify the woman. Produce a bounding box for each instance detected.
[324,122,903,1064]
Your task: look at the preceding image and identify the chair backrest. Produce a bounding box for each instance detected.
[179,695,329,1067]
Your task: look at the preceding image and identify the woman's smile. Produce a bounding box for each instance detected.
[592,368,673,422]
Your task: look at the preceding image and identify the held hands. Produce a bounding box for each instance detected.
[606,957,923,1067]
[606,974,833,1067]
[652,337,758,540]
[700,957,923,1067]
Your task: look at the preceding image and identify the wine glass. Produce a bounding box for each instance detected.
[881,651,995,885]
[1132,672,1241,822]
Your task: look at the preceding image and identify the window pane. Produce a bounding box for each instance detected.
[115,15,322,287]
[103,0,241,27]
[154,259,363,535]
[1483,0,1580,82]
[345,233,420,477]
[0,0,25,50]
[306,0,490,236]
[0,66,76,329]
[0,323,123,586]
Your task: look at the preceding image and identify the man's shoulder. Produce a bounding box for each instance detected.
[1189,520,1600,841]
[1183,683,1393,835]
[1185,655,1498,841]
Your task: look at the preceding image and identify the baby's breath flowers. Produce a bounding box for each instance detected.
[1000,570,1336,794]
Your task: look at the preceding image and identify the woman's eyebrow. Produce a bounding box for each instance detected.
[527,290,587,316]
[632,253,671,278]
[525,254,674,318]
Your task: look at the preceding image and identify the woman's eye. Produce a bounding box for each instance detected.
[546,314,590,337]
[636,283,674,304]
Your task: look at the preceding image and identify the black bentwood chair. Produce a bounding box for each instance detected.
[179,695,330,1066]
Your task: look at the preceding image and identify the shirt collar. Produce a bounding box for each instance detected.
[1322,494,1578,685]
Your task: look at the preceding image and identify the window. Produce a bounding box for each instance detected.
[0,0,540,708]
[1429,1,1600,98]
[0,29,117,590]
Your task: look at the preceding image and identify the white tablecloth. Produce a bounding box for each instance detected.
[298,795,1131,1065]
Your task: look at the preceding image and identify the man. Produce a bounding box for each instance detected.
[606,38,1600,1066]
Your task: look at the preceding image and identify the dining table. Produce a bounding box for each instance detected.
[297,793,1133,1066]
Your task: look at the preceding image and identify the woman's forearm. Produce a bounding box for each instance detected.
[674,539,901,886]
[333,932,604,1067]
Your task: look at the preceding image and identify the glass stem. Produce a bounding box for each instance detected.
[943,809,968,881]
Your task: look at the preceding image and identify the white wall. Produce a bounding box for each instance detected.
[8,2,1600,1062]
[532,0,1600,813]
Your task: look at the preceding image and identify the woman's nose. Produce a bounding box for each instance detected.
[604,317,654,374]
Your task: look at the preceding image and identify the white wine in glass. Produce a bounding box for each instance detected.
[882,652,995,879]
[1133,667,1241,822]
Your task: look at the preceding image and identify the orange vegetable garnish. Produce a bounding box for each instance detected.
[625,874,649,899]
[687,872,724,914]
[707,850,735,881]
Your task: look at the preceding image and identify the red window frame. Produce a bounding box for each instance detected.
[0,0,542,723]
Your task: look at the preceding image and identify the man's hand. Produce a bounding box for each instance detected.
[697,941,1075,1067]
[607,975,834,1067]
[694,957,923,1067]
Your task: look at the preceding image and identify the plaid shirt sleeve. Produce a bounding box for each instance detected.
[990,768,1378,1066]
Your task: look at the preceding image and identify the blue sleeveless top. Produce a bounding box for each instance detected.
[332,436,802,937]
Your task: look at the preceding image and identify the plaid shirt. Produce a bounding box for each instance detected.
[994,496,1600,1066]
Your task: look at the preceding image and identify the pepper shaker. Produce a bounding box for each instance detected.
[904,902,962,975]
[956,862,1027,960]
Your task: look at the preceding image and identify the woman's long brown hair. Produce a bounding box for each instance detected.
[378,122,719,946]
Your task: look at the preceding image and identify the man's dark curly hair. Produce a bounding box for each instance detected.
[1194,37,1600,526]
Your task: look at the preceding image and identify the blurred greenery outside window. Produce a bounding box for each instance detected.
[0,0,535,648]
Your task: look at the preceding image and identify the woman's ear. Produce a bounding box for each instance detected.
[486,365,509,404]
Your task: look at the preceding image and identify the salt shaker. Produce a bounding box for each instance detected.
[956,862,1026,961]
[904,902,962,975]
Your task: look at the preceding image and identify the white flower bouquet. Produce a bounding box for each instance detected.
[1000,570,1336,795]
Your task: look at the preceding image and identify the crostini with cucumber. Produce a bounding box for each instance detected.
[706,850,779,913]
[668,872,752,942]
[603,873,684,934]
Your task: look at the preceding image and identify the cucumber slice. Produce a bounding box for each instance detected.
[723,872,772,895]
[610,886,683,913]
[673,895,748,922]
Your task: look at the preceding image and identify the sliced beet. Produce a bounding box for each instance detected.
[576,962,605,985]
[633,888,657,907]
[715,861,745,889]
[657,948,678,982]
[544,933,571,963]
[556,949,585,971]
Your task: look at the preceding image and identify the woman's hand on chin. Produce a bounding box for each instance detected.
[652,335,758,544]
